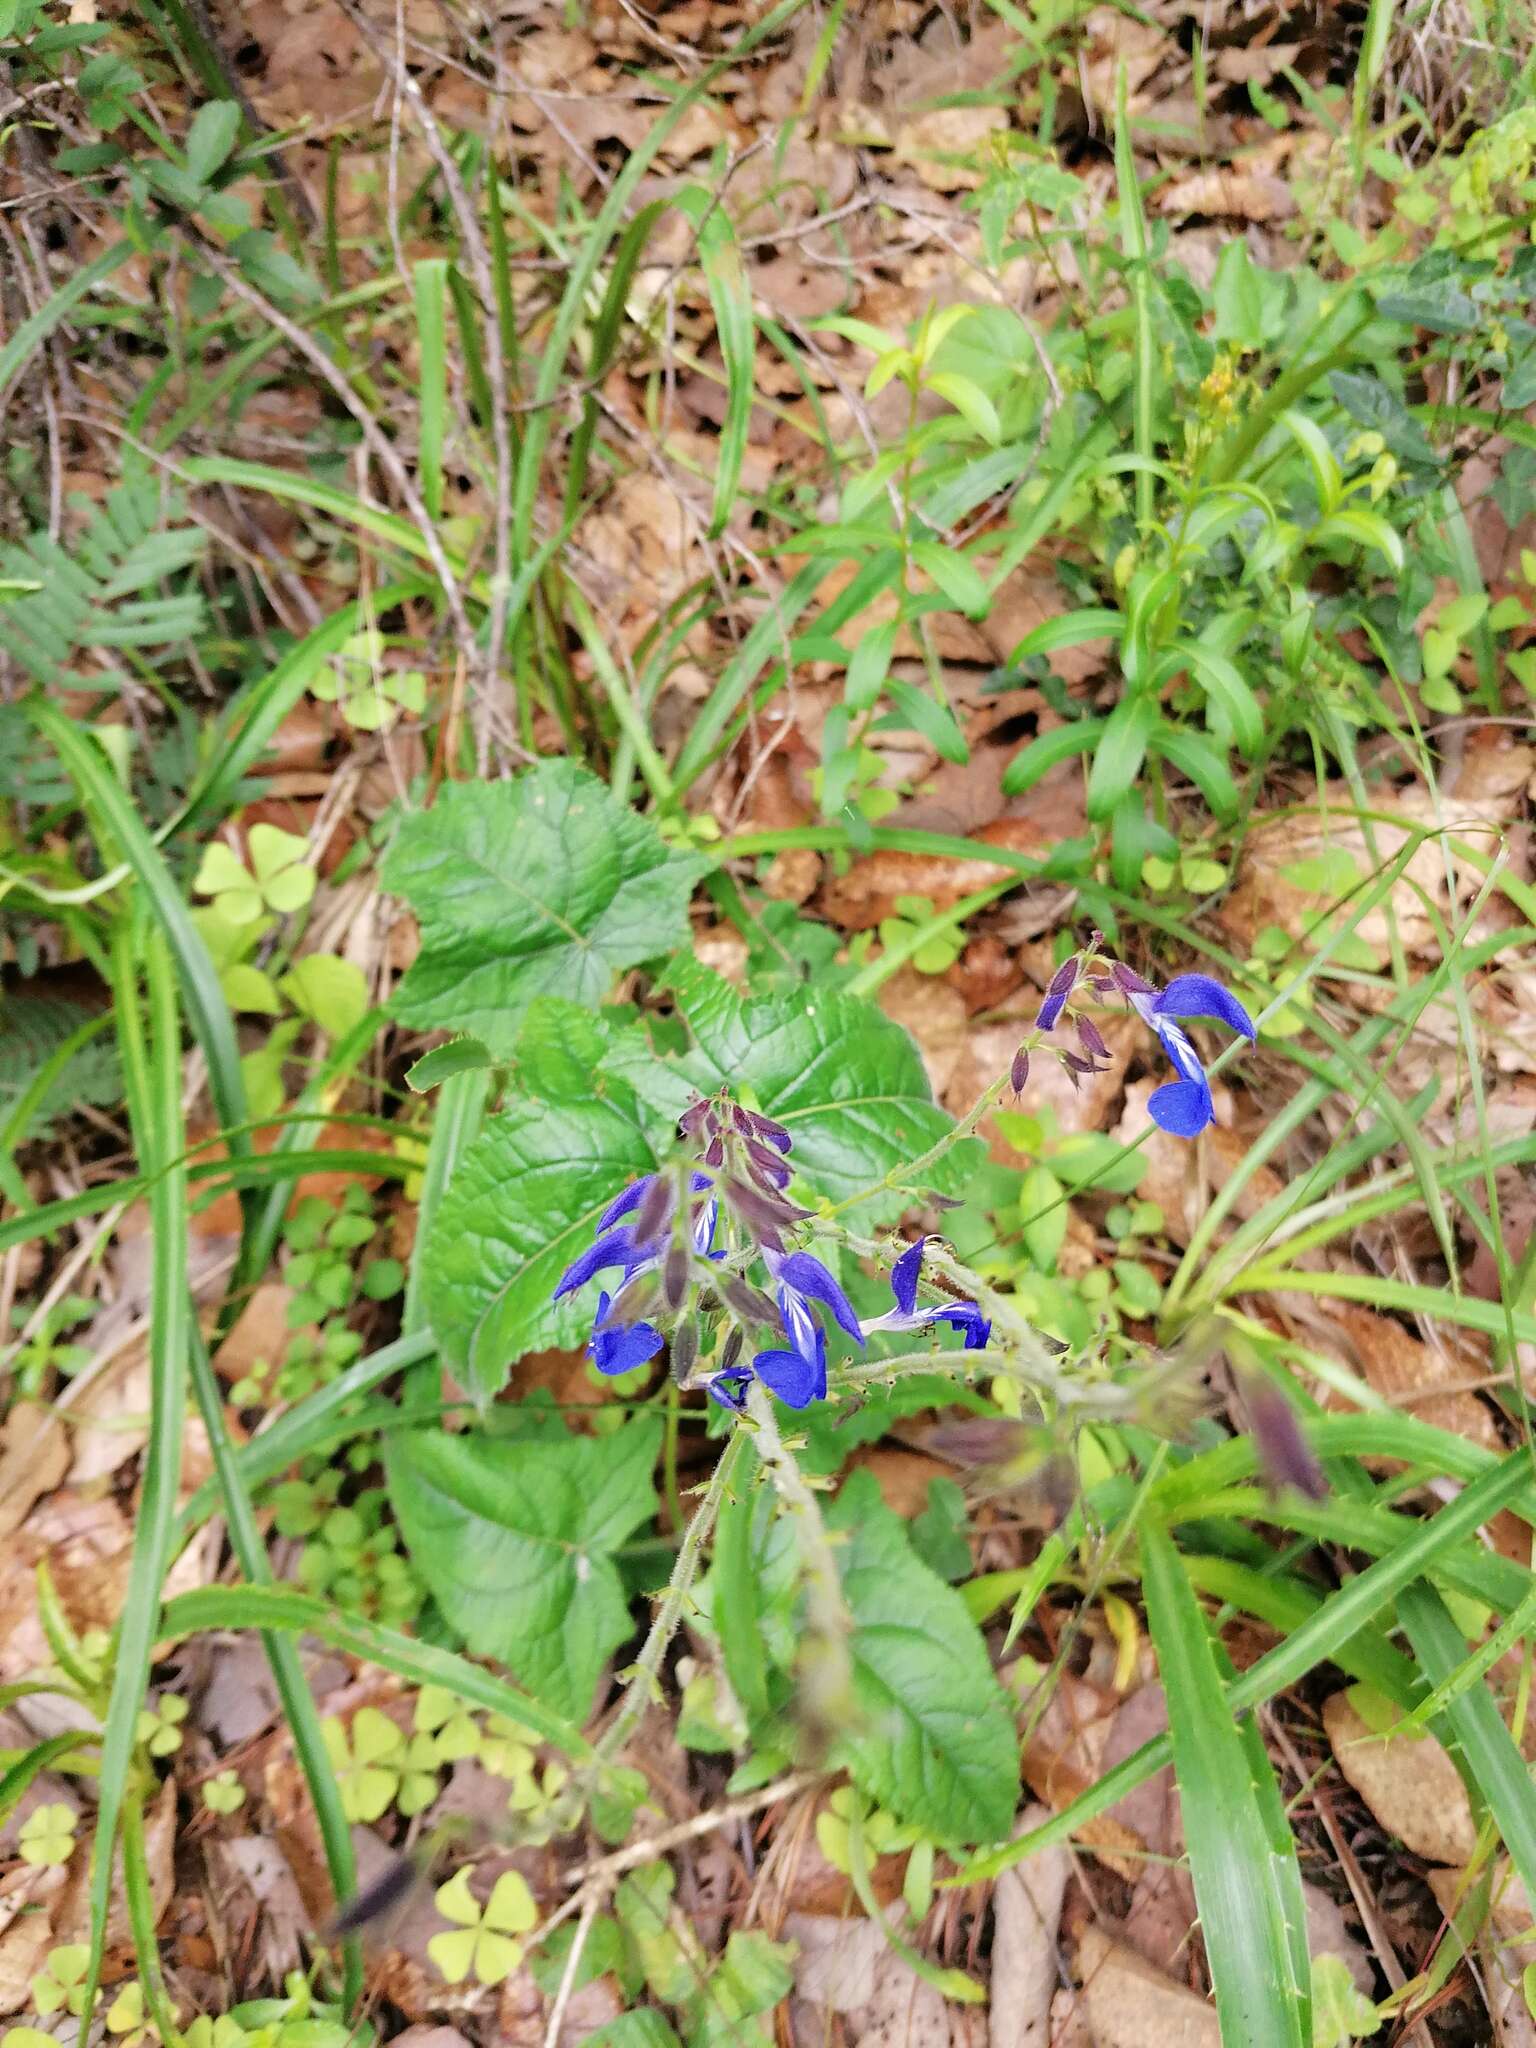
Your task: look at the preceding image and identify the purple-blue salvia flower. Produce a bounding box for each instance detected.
[859,1238,992,1350]
[1125,973,1256,1138]
[554,1171,717,1302]
[588,1292,665,1378]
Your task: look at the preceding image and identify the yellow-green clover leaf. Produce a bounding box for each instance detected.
[415,1685,482,1764]
[427,1866,538,1986]
[202,1770,247,1815]
[194,825,314,926]
[313,632,427,733]
[136,1694,188,1757]
[479,1714,535,1781]
[321,1707,403,1823]
[105,1981,153,2048]
[396,1734,441,1818]
[3,2029,63,2048]
[18,1802,76,1867]
[32,1945,93,2018]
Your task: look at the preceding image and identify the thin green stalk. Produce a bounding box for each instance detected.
[745,1385,853,1740]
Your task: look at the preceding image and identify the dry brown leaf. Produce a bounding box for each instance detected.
[893,106,1008,192]
[1220,749,1533,960]
[1322,1689,1476,1865]
[1076,7,1172,118]
[878,969,970,1104]
[1311,1304,1499,1450]
[1154,167,1297,221]
[788,1913,888,2014]
[0,1399,70,1543]
[821,818,1060,932]
[989,1804,1069,2048]
[1074,1926,1220,2048]
[0,1864,69,2016]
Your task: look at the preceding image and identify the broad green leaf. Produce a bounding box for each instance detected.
[1211,240,1267,348]
[827,1472,1018,1844]
[845,620,897,711]
[420,1085,659,1400]
[1377,278,1477,334]
[1086,695,1159,819]
[926,371,1001,446]
[405,1036,493,1093]
[388,1418,660,1723]
[879,675,969,763]
[604,963,976,1220]
[382,764,708,1055]
[1328,370,1436,466]
[911,539,989,617]
[1007,607,1121,664]
[1312,505,1405,571]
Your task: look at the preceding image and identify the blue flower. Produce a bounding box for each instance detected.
[553,1172,717,1302]
[555,1172,718,1384]
[588,1292,664,1378]
[1125,974,1256,1138]
[707,1247,864,1412]
[858,1239,992,1350]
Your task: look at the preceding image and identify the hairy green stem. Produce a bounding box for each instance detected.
[595,1427,746,1764]
[745,1384,854,1743]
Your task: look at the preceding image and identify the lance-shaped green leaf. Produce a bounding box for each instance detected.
[382,764,708,1055]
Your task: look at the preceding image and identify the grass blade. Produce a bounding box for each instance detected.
[672,187,752,538]
[1142,1523,1310,2046]
[962,1451,1532,1880]
[83,922,190,2029]
[1398,1580,1536,1914]
[414,258,449,524]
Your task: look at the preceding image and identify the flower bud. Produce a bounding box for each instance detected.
[1010,1045,1030,1095]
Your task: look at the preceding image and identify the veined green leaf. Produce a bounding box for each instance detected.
[382,764,708,1057]
[388,1420,661,1724]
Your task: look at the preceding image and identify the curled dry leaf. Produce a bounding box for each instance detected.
[1322,1689,1477,1865]
[1154,167,1296,221]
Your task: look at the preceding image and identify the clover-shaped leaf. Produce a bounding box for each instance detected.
[32,1945,93,2018]
[313,632,427,733]
[321,1707,403,1823]
[194,825,314,926]
[105,1981,153,2048]
[427,1866,537,1986]
[202,1770,247,1815]
[396,1734,441,1818]
[135,1693,188,1757]
[18,1802,77,1867]
[479,1713,535,1781]
[415,1685,482,1764]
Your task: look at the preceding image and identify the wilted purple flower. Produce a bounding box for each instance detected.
[1123,974,1256,1138]
[858,1239,991,1350]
